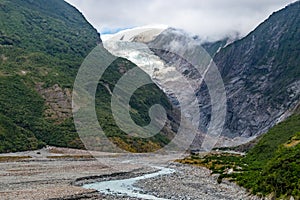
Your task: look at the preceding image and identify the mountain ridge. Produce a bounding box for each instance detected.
[102,1,300,147]
[212,0,300,141]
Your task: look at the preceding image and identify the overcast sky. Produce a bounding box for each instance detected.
[64,0,297,42]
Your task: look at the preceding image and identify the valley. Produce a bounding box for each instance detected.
[0,0,299,199]
[0,147,260,200]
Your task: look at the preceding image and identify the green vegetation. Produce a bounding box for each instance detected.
[179,114,300,199]
[0,0,177,153]
[0,0,100,152]
[0,113,42,152]
[95,58,177,152]
[0,0,99,57]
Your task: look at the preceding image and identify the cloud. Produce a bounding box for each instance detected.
[64,0,297,41]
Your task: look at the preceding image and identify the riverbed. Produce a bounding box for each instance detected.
[83,166,175,200]
[80,163,262,200]
[0,147,261,200]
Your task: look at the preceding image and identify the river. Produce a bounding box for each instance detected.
[82,166,175,200]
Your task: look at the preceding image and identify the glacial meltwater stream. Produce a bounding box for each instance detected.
[83,166,175,200]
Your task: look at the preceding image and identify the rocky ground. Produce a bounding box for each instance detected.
[0,147,144,200]
[0,147,262,200]
[135,163,261,200]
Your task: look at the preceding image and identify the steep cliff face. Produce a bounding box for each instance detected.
[212,1,300,143]
[155,2,300,146]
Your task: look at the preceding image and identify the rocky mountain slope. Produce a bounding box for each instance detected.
[104,1,300,148]
[0,0,177,153]
[212,1,300,144]
[103,27,231,150]
[169,0,299,146]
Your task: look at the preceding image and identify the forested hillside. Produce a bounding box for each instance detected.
[0,0,177,152]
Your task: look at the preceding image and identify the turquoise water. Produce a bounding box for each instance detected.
[83,166,175,200]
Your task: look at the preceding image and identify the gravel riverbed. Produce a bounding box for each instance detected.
[75,163,263,200]
[0,147,263,200]
[134,163,262,200]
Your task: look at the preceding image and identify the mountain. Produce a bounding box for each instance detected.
[1,0,299,153]
[104,1,300,148]
[169,0,299,146]
[0,0,99,152]
[103,27,233,150]
[0,0,177,153]
[212,1,300,144]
